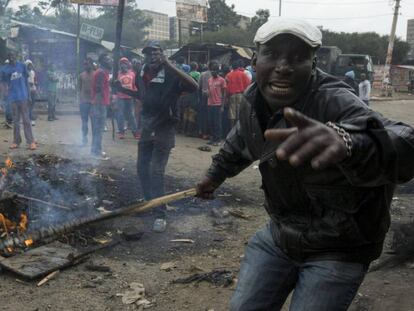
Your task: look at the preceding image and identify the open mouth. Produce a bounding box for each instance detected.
[268,82,294,95]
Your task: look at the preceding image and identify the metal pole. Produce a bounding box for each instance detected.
[384,0,401,79]
[76,4,80,105]
[279,0,282,16]
[200,22,203,44]
[178,18,182,48]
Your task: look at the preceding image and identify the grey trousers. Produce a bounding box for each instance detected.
[11,101,34,145]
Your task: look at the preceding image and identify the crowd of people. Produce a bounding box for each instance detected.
[1,17,414,310]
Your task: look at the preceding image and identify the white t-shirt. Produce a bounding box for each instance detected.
[28,69,36,91]
[359,80,371,101]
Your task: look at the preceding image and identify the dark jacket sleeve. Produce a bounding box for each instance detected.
[206,121,257,184]
[322,89,414,186]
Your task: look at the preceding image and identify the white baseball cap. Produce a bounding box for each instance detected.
[254,17,322,48]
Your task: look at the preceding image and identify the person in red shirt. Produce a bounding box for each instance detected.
[207,62,226,146]
[91,53,112,160]
[116,57,139,140]
[225,59,251,128]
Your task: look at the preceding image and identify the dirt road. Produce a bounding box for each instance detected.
[0,98,412,311]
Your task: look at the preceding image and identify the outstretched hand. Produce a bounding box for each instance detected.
[264,108,348,170]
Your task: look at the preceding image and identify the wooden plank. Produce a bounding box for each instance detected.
[0,242,79,279]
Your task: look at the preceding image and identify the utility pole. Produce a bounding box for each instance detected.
[113,0,126,78]
[112,0,125,141]
[279,0,282,16]
[76,3,81,105]
[384,0,401,79]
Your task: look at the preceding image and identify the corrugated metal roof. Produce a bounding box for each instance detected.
[395,65,414,70]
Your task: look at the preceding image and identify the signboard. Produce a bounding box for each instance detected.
[79,23,104,43]
[71,0,122,6]
[176,0,208,23]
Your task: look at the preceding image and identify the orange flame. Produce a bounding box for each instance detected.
[5,157,13,169]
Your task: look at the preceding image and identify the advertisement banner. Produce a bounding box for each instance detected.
[176,0,208,23]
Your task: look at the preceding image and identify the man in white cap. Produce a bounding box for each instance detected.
[196,18,414,310]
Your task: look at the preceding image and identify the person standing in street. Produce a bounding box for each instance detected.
[116,57,139,140]
[116,41,198,229]
[344,70,359,96]
[0,60,12,128]
[198,64,212,140]
[196,18,414,310]
[207,62,226,146]
[25,60,37,126]
[79,58,95,146]
[47,63,59,121]
[225,60,251,128]
[91,53,112,160]
[1,52,36,150]
[359,73,371,106]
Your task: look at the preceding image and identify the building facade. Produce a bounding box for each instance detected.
[142,10,170,41]
[407,19,414,61]
[169,16,190,44]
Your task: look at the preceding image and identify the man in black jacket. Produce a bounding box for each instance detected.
[116,41,198,228]
[196,18,414,310]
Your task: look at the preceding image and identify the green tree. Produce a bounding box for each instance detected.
[205,0,240,32]
[249,9,269,33]
[0,0,12,16]
[321,30,410,64]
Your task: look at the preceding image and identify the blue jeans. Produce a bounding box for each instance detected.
[230,222,367,311]
[80,102,92,142]
[208,105,222,142]
[116,98,137,134]
[91,104,105,155]
[2,99,12,123]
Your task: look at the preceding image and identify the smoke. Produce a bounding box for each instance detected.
[2,155,104,232]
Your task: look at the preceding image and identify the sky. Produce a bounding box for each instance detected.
[11,0,414,40]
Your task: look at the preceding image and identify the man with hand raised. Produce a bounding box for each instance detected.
[196,18,414,310]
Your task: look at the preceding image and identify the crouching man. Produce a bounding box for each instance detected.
[196,18,414,311]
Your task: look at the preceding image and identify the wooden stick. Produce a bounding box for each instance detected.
[3,191,72,211]
[37,270,60,286]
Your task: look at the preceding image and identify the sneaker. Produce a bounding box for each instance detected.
[118,133,125,140]
[31,121,35,126]
[28,142,37,150]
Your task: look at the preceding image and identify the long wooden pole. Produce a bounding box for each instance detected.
[0,188,197,251]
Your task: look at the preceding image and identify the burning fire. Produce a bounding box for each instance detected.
[0,157,34,253]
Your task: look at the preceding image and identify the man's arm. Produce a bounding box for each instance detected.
[197,121,256,198]
[164,60,198,92]
[265,103,414,187]
[338,112,414,186]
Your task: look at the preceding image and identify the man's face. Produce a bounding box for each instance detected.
[254,34,315,109]
[120,63,128,72]
[102,56,113,70]
[144,48,162,67]
[84,61,92,71]
[8,53,16,65]
[211,64,219,77]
